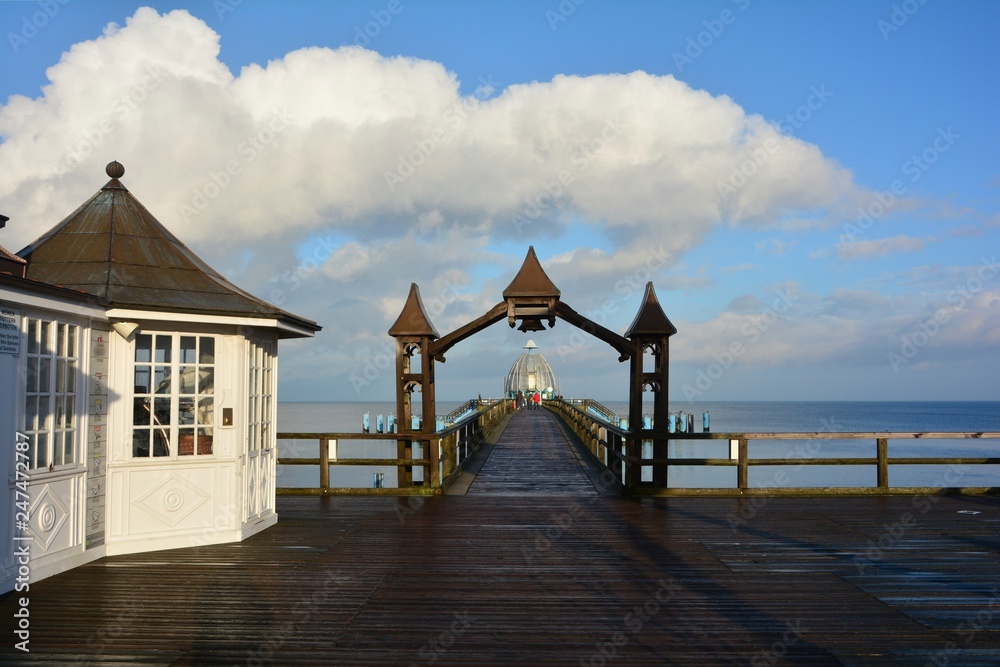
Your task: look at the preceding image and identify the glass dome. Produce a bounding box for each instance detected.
[504,339,558,399]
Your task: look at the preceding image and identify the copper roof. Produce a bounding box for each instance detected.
[502,246,561,299]
[18,162,319,335]
[624,282,677,337]
[388,283,440,338]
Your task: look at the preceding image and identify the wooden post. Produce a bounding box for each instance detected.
[389,284,441,490]
[625,283,677,493]
[877,437,889,489]
[737,437,749,490]
[319,437,330,491]
[396,341,414,488]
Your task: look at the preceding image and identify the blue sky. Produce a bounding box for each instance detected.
[1,1,998,402]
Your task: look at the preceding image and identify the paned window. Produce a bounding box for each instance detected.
[247,339,275,452]
[132,334,215,457]
[24,319,79,470]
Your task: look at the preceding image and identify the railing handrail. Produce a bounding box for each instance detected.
[582,398,619,424]
[545,398,1000,496]
[276,398,512,495]
[443,398,482,424]
[549,399,1000,439]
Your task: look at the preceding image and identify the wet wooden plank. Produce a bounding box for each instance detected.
[466,409,600,496]
[3,416,1000,665]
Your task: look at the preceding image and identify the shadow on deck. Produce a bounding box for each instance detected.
[4,409,1000,665]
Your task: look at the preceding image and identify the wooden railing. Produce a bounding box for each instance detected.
[276,399,512,495]
[443,399,480,425]
[546,399,1000,496]
[563,398,621,425]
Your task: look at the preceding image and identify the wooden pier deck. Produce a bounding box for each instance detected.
[4,409,1000,665]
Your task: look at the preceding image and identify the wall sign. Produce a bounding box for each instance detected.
[86,325,110,549]
[0,306,20,355]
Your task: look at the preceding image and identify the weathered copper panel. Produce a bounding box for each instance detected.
[388,283,440,338]
[501,246,561,298]
[18,163,319,333]
[624,281,677,337]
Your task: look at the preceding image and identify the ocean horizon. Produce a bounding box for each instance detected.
[275,400,1000,491]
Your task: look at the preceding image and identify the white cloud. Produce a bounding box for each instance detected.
[8,7,993,400]
[672,274,1000,387]
[0,7,862,258]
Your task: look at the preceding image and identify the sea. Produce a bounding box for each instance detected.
[276,400,1000,491]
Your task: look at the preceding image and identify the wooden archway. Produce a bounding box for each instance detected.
[388,247,677,491]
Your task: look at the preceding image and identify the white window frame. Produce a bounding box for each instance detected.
[23,317,80,471]
[130,332,217,459]
[247,338,276,453]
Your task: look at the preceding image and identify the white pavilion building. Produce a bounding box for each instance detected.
[0,162,319,592]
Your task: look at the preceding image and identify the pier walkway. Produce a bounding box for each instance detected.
[4,408,1000,665]
[462,408,602,496]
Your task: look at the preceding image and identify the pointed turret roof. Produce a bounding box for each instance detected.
[624,282,677,337]
[502,246,560,299]
[18,162,319,335]
[388,283,440,338]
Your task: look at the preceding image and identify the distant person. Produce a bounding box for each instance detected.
[516,390,524,410]
[533,391,541,410]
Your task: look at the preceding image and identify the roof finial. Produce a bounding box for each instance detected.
[106,161,125,179]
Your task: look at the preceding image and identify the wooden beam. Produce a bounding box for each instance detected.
[428,302,507,361]
[554,301,633,360]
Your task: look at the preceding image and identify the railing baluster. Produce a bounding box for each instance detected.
[319,436,330,491]
[737,437,749,490]
[877,437,888,489]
